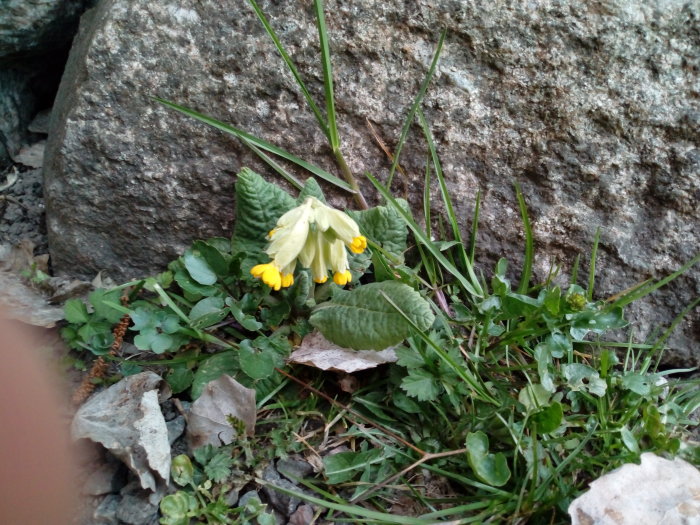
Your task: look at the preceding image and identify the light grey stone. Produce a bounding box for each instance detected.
[276,457,314,482]
[115,493,158,525]
[44,0,700,364]
[91,494,120,525]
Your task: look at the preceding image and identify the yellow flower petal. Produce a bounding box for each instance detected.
[281,273,294,288]
[349,235,367,254]
[250,262,282,290]
[333,270,352,286]
[314,275,328,284]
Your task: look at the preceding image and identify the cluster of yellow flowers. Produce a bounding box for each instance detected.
[250,197,367,290]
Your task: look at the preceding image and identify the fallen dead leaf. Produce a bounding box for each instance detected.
[289,331,397,373]
[71,372,172,493]
[187,374,256,450]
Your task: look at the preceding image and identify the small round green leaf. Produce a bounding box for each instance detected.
[466,431,511,487]
[183,250,217,285]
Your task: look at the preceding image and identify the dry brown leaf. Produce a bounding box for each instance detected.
[186,375,256,450]
[288,331,397,373]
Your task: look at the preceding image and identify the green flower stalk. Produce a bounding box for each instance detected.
[251,197,367,290]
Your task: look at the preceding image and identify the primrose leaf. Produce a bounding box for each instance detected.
[309,281,435,350]
[231,168,296,258]
[466,431,511,487]
[401,368,441,401]
[298,177,327,203]
[348,200,409,262]
[64,299,89,324]
[183,250,217,286]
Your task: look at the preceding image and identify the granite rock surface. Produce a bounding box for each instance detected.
[44,0,699,364]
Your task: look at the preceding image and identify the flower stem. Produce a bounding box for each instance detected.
[333,148,368,209]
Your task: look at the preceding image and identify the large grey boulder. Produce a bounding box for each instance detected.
[44,0,699,364]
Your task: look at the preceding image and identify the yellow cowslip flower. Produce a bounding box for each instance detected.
[250,197,367,289]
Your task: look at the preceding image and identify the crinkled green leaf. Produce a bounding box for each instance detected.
[191,352,239,399]
[401,368,441,401]
[394,346,425,368]
[348,200,409,262]
[203,452,233,483]
[466,431,511,487]
[183,250,217,285]
[309,281,435,350]
[231,169,296,259]
[64,299,89,324]
[298,177,327,203]
[89,289,124,324]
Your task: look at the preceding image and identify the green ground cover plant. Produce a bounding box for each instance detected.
[62,1,700,522]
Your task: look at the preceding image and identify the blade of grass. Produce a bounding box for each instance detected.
[612,253,700,309]
[587,227,601,301]
[241,137,303,190]
[514,182,533,294]
[386,30,446,188]
[314,0,339,152]
[367,171,484,297]
[256,479,439,524]
[423,155,431,239]
[246,0,330,141]
[469,190,481,264]
[312,0,368,209]
[152,97,355,193]
[417,108,475,285]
